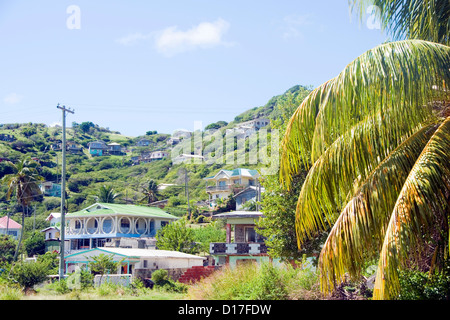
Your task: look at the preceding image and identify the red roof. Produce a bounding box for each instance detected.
[0,216,22,229]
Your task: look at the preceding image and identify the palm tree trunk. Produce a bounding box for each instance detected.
[13,205,26,261]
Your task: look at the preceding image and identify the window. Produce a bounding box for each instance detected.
[245,227,256,242]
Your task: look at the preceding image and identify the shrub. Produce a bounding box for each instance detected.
[10,260,49,291]
[398,266,450,300]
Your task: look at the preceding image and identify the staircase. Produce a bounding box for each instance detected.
[178,266,217,284]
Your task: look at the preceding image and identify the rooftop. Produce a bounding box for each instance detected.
[66,203,178,220]
[204,168,259,180]
[0,216,22,229]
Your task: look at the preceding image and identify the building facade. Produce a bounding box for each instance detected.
[209,211,276,268]
[64,203,178,253]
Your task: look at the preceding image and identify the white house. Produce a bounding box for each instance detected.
[64,247,205,277]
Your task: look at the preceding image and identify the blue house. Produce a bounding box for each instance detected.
[39,182,62,197]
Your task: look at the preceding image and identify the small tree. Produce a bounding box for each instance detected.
[88,254,122,276]
[156,218,199,254]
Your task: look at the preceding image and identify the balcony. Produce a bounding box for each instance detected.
[206,185,231,192]
[210,242,268,255]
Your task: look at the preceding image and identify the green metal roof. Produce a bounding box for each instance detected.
[66,203,178,220]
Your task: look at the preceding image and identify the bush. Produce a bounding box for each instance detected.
[10,260,49,291]
[398,266,450,300]
[151,269,187,293]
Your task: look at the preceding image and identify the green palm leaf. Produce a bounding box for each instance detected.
[373,117,450,300]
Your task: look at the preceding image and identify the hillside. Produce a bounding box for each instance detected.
[0,84,311,231]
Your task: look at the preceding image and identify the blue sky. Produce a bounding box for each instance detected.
[0,1,387,137]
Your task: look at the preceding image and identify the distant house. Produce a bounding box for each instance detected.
[39,182,62,197]
[209,211,278,268]
[141,150,170,163]
[64,202,178,252]
[41,212,68,252]
[0,216,22,240]
[0,134,16,142]
[234,186,264,210]
[172,154,204,164]
[204,168,260,206]
[107,142,122,155]
[88,141,107,156]
[225,117,270,138]
[136,139,150,147]
[67,142,83,154]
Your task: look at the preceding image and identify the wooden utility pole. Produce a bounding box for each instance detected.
[57,104,74,281]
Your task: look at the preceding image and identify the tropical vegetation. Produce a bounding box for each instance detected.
[280,0,450,300]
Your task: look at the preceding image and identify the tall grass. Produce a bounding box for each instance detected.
[186,262,322,300]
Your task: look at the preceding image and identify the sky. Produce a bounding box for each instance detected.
[0,1,387,137]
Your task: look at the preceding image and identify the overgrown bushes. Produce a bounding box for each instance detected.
[186,261,321,300]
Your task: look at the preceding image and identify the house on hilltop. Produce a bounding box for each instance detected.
[88,140,107,156]
[204,168,260,206]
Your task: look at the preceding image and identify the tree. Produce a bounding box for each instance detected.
[95,185,120,203]
[1,158,43,261]
[156,218,199,254]
[0,235,17,265]
[88,253,122,276]
[280,36,450,299]
[139,180,159,204]
[79,121,94,134]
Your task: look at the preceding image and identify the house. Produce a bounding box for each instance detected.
[204,168,260,206]
[234,186,265,210]
[64,202,178,252]
[172,153,204,164]
[225,117,270,138]
[40,212,69,252]
[141,150,170,163]
[136,139,150,147]
[67,142,83,154]
[107,142,122,155]
[0,216,22,240]
[39,182,62,197]
[64,247,205,280]
[209,211,277,268]
[88,140,107,156]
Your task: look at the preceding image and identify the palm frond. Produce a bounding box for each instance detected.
[317,123,439,294]
[280,40,450,190]
[373,117,450,300]
[349,0,450,46]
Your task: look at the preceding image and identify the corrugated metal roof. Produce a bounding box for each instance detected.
[65,247,205,260]
[66,203,178,220]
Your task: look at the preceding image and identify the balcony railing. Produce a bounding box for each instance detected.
[206,185,231,192]
[210,242,268,255]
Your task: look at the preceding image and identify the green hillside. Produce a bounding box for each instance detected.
[0,84,311,234]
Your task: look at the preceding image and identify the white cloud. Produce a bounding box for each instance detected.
[155,18,233,57]
[3,93,23,105]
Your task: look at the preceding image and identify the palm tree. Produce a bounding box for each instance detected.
[95,185,120,203]
[279,1,450,298]
[140,180,159,204]
[1,158,43,261]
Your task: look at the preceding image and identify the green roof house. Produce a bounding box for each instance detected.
[65,203,178,252]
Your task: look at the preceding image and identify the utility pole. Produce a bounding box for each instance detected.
[185,169,191,221]
[57,104,74,281]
